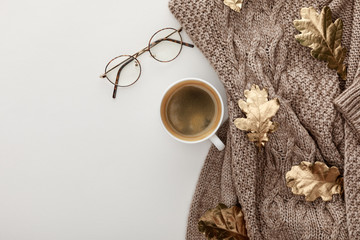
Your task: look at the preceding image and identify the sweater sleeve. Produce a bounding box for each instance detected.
[334,65,360,141]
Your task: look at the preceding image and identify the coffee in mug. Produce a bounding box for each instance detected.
[160,78,225,150]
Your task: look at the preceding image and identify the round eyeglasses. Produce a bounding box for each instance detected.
[99,27,194,99]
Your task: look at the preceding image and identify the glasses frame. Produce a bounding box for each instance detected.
[100,27,194,99]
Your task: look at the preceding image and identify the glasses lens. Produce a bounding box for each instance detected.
[105,55,141,87]
[149,28,182,62]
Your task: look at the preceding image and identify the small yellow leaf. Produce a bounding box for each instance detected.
[224,0,243,12]
[294,6,347,80]
[198,204,249,240]
[286,161,343,201]
[234,85,280,148]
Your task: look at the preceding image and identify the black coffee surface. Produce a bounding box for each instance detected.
[166,86,216,136]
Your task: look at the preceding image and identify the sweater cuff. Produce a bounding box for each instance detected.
[334,80,360,138]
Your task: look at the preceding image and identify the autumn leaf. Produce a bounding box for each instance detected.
[198,204,249,240]
[224,0,243,12]
[294,6,347,80]
[286,161,343,201]
[234,85,280,148]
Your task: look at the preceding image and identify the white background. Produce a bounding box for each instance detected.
[0,0,227,239]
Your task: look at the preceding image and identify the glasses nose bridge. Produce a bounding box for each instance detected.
[134,46,150,59]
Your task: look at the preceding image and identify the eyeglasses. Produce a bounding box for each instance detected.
[99,27,194,99]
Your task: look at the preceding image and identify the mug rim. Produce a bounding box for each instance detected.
[160,77,224,144]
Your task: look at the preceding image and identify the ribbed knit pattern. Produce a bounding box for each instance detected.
[169,0,360,239]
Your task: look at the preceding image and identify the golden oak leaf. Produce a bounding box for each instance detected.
[294,6,347,80]
[286,161,343,201]
[234,85,280,148]
[198,204,249,240]
[223,0,243,12]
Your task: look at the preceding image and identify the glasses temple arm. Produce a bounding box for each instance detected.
[182,41,194,48]
[112,57,135,99]
[175,27,194,47]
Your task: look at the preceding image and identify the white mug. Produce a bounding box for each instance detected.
[160,78,225,151]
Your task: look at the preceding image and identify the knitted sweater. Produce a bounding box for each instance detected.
[169,0,360,239]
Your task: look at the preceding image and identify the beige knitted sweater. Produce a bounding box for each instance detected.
[169,0,360,239]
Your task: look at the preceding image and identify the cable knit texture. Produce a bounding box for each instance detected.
[169,0,360,239]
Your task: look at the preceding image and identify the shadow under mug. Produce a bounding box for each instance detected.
[160,78,225,151]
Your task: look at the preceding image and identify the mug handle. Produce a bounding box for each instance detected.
[209,134,225,151]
